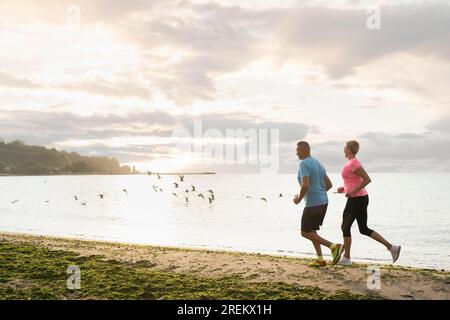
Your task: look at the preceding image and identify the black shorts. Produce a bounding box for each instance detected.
[301,203,328,232]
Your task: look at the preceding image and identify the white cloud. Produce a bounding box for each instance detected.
[307,131,450,172]
[0,70,42,89]
[2,1,450,104]
[0,110,311,169]
[1,1,450,172]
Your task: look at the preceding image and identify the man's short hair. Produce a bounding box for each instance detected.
[346,140,360,155]
[297,141,310,152]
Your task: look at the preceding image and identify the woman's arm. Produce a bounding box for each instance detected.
[347,166,371,197]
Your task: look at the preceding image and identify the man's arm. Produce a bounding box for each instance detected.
[324,175,333,192]
[294,176,310,204]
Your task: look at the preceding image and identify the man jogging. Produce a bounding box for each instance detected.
[293,141,344,267]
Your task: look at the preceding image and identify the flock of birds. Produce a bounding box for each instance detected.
[8,172,285,206]
[146,173,283,204]
[150,173,217,204]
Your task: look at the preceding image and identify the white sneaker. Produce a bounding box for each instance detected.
[390,245,401,263]
[337,256,352,266]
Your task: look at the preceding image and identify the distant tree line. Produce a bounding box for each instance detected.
[0,139,134,175]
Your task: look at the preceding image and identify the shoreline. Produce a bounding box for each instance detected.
[1,231,446,272]
[1,232,449,300]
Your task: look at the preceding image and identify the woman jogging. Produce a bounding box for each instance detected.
[337,140,401,266]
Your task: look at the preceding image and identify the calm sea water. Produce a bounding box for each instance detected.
[0,173,449,270]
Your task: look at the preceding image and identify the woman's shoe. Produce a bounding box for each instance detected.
[337,256,352,266]
[390,245,401,263]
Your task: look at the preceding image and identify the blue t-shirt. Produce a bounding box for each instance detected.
[297,156,328,207]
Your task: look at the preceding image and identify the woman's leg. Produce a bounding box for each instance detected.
[341,200,356,259]
[370,231,392,250]
[343,236,352,259]
[356,196,392,250]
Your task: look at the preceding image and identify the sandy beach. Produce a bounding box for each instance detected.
[0,232,448,300]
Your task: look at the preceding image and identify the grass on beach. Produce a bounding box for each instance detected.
[0,241,375,300]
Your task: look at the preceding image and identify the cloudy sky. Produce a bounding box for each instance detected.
[1,0,450,173]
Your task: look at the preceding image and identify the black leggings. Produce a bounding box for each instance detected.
[341,195,374,237]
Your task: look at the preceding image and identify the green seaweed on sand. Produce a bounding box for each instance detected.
[0,241,379,300]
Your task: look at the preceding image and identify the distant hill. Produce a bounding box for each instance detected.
[0,140,133,175]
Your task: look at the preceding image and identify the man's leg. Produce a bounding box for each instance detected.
[301,205,343,265]
[312,239,323,257]
[301,231,333,249]
[301,231,326,267]
[302,231,343,265]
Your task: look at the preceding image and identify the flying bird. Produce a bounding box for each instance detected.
[173,183,179,188]
[172,193,178,197]
[191,185,196,192]
[99,194,105,199]
[260,197,267,202]
[198,194,205,199]
[279,193,283,197]
[74,196,78,201]
[81,202,87,206]
[122,189,128,195]
[207,190,215,200]
[157,173,162,179]
[179,174,185,182]
[185,189,189,193]
[159,188,163,193]
[11,199,19,204]
[185,197,189,203]
[208,197,213,204]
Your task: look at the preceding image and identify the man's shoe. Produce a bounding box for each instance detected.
[331,244,344,265]
[309,260,327,268]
